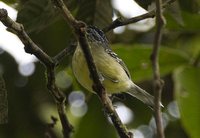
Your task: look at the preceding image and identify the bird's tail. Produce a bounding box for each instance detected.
[126,84,163,109]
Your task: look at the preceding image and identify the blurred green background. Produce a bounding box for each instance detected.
[0,0,200,138]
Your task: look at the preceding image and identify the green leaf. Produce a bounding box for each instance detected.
[166,1,184,26]
[174,66,200,138]
[1,0,16,4]
[176,36,200,59]
[171,36,200,67]
[166,11,200,31]
[17,0,59,33]
[178,0,200,13]
[27,18,73,56]
[112,44,189,82]
[76,0,112,29]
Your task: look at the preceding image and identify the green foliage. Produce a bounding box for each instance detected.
[16,0,78,33]
[28,19,73,56]
[176,36,200,59]
[165,11,200,31]
[1,0,17,4]
[174,66,200,138]
[16,0,58,33]
[178,0,200,13]
[76,0,112,28]
[164,0,200,31]
[112,45,189,82]
[166,1,184,26]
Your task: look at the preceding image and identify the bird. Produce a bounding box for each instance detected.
[72,26,162,108]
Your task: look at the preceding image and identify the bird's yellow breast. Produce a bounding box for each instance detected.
[72,45,132,94]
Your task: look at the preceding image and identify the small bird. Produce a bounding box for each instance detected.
[72,26,161,108]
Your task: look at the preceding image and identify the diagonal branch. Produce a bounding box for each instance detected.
[150,0,166,137]
[53,43,77,65]
[103,0,175,32]
[0,9,73,138]
[76,28,132,138]
[52,0,133,137]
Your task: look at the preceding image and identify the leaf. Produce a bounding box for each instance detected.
[27,18,73,56]
[17,0,59,33]
[173,66,200,138]
[165,11,200,31]
[166,1,184,26]
[178,0,200,13]
[1,0,16,4]
[0,75,8,124]
[176,36,200,59]
[112,44,189,82]
[76,0,113,29]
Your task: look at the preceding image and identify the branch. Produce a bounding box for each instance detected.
[53,43,76,65]
[52,0,133,137]
[76,28,133,138]
[0,9,73,138]
[150,0,165,137]
[103,0,175,32]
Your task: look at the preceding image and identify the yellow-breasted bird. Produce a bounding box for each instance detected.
[72,26,162,108]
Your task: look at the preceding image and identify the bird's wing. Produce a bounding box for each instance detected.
[105,48,131,79]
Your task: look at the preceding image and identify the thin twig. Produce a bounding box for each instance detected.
[103,12,155,32]
[103,0,175,32]
[52,0,133,137]
[0,9,73,138]
[150,0,165,137]
[52,0,78,28]
[53,43,76,65]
